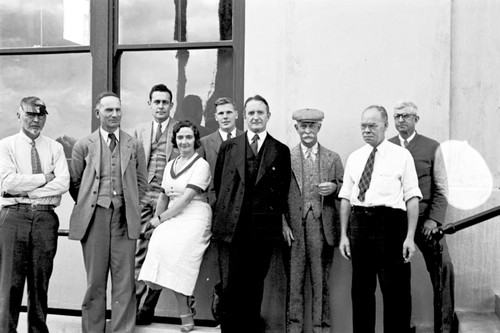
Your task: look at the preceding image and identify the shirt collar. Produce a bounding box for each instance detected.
[300,142,318,155]
[18,130,41,143]
[100,127,120,141]
[365,139,389,157]
[247,130,267,142]
[398,131,416,146]
[219,128,237,141]
[154,118,169,132]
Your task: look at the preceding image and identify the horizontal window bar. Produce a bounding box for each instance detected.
[0,46,90,56]
[117,40,233,52]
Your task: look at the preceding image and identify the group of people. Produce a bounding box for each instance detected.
[0,85,456,333]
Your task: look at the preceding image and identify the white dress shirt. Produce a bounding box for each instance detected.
[301,142,318,162]
[0,130,70,207]
[338,139,422,210]
[398,131,416,147]
[153,118,170,141]
[219,128,237,142]
[100,127,120,147]
[246,130,268,153]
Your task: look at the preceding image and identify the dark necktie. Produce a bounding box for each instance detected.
[31,140,43,174]
[155,123,162,142]
[357,147,377,202]
[404,139,409,148]
[227,132,232,141]
[108,133,117,152]
[251,134,259,155]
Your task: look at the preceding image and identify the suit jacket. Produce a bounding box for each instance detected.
[197,129,244,207]
[132,118,179,176]
[212,132,291,243]
[68,129,148,240]
[285,144,344,247]
[389,133,447,224]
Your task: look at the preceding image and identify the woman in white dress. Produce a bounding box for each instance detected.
[139,120,212,332]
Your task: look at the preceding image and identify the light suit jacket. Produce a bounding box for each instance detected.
[68,129,148,240]
[285,144,344,246]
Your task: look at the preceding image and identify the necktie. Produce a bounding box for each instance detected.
[108,133,117,152]
[357,147,377,202]
[251,134,259,155]
[305,148,313,160]
[31,140,43,174]
[155,123,162,142]
[227,132,232,141]
[404,140,409,148]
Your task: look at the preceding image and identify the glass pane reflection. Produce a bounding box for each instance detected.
[0,54,91,158]
[119,0,232,44]
[0,0,90,48]
[120,48,234,135]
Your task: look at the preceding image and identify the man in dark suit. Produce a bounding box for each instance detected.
[132,84,178,324]
[389,100,456,333]
[69,92,148,333]
[198,97,244,207]
[213,95,291,333]
[282,108,344,333]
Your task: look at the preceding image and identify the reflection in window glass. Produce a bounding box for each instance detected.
[0,0,89,48]
[120,48,234,134]
[119,0,232,44]
[0,54,91,157]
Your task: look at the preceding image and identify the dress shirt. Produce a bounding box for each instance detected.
[246,130,267,153]
[219,128,237,142]
[0,131,70,207]
[338,139,422,210]
[398,131,416,147]
[152,118,170,141]
[100,127,120,147]
[300,142,318,162]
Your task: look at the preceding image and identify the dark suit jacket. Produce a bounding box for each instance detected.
[68,129,148,240]
[212,132,291,243]
[197,129,244,207]
[389,133,447,224]
[285,144,344,247]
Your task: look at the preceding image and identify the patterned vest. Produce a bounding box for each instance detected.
[97,135,124,209]
[302,153,322,219]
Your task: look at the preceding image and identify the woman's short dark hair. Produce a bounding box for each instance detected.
[172,120,201,150]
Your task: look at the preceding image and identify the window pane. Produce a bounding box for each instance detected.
[119,0,232,44]
[120,48,235,135]
[0,54,92,158]
[0,0,90,48]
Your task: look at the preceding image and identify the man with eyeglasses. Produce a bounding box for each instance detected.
[338,105,421,333]
[0,96,70,333]
[389,100,456,333]
[132,83,179,324]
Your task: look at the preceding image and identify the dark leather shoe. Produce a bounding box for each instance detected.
[136,309,154,325]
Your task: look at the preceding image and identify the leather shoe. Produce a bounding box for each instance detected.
[136,309,154,325]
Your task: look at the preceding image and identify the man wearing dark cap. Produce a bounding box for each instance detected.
[282,108,344,333]
[0,96,70,333]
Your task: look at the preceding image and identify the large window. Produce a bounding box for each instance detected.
[0,0,245,143]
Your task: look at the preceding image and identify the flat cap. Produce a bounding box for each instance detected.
[292,108,324,122]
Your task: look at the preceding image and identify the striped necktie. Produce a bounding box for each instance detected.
[108,133,117,152]
[31,140,43,174]
[155,123,162,142]
[357,147,377,202]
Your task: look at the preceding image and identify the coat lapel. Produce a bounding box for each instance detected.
[142,122,153,165]
[211,132,223,156]
[318,144,333,183]
[89,130,101,177]
[231,135,246,185]
[256,135,278,185]
[120,130,133,176]
[290,145,303,194]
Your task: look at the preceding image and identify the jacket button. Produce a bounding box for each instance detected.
[93,191,97,194]
[91,204,95,207]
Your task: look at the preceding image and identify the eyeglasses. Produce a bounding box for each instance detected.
[393,113,416,120]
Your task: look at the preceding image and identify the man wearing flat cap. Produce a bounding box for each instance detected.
[282,108,344,333]
[0,96,70,333]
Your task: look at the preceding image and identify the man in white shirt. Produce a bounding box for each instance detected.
[338,105,422,333]
[0,96,70,333]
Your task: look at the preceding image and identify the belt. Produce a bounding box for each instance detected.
[352,205,394,215]
[6,203,55,211]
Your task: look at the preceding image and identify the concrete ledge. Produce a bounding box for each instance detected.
[457,311,500,333]
[17,313,221,333]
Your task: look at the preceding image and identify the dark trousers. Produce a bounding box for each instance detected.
[415,216,456,333]
[81,205,136,333]
[134,200,162,313]
[286,209,333,333]
[350,207,411,333]
[217,239,275,333]
[0,206,59,333]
